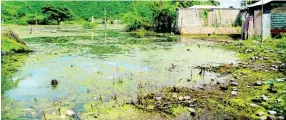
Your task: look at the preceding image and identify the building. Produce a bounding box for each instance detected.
[176,5,241,35]
[241,0,286,39]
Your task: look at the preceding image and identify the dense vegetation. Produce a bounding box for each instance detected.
[2,0,220,33]
[1,1,149,25]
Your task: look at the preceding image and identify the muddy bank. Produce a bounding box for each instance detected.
[135,37,286,119]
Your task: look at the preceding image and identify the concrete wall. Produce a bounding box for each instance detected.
[253,10,262,35]
[177,8,241,34]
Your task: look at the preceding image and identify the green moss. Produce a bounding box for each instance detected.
[1,54,28,93]
[171,105,187,115]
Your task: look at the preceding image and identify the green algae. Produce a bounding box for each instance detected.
[2,30,241,119]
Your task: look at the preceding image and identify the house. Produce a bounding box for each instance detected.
[176,5,241,35]
[241,0,286,39]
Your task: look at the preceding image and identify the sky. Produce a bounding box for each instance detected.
[218,0,242,8]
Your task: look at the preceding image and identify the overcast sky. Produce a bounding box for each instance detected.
[218,0,242,8]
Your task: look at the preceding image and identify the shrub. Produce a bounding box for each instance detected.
[276,34,286,48]
[83,22,98,29]
[166,35,177,42]
[16,18,28,25]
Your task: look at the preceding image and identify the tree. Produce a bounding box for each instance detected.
[151,1,177,33]
[41,6,73,25]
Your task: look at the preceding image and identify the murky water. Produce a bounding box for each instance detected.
[2,32,239,119]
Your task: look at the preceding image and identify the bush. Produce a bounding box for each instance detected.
[134,28,156,38]
[152,1,177,33]
[276,34,286,48]
[83,22,98,29]
[16,18,29,25]
[166,36,177,42]
[250,35,261,41]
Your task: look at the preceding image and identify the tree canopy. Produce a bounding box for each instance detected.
[41,6,74,25]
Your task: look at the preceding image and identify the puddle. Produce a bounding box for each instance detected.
[2,32,239,119]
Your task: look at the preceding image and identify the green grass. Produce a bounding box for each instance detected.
[1,35,29,53]
[214,36,286,118]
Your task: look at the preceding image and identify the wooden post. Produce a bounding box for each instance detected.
[42,110,47,120]
[35,14,38,31]
[92,16,94,23]
[30,26,33,34]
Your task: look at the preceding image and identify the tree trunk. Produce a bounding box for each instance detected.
[57,20,60,25]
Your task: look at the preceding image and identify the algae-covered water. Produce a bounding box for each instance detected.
[2,32,239,119]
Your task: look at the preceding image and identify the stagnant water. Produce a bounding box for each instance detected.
[2,32,239,119]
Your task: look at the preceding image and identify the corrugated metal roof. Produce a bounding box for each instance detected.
[247,0,273,8]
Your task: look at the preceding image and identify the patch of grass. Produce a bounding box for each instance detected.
[1,54,28,93]
[88,45,125,56]
[1,30,30,53]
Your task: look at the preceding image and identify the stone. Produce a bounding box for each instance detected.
[178,96,184,101]
[268,110,277,115]
[172,93,178,98]
[254,81,262,86]
[250,56,256,60]
[51,79,58,86]
[61,115,66,119]
[244,49,253,53]
[188,108,196,116]
[271,65,279,69]
[93,97,97,100]
[66,110,75,116]
[197,85,205,90]
[232,87,238,91]
[261,95,269,101]
[267,88,278,93]
[184,96,191,100]
[231,91,237,96]
[270,67,278,71]
[276,78,285,82]
[275,99,282,103]
[252,98,262,103]
[189,104,196,108]
[229,81,238,86]
[250,103,258,107]
[260,116,267,120]
[247,84,252,88]
[256,112,264,116]
[242,65,247,68]
[155,96,162,101]
[220,85,228,91]
[279,64,286,69]
[277,116,285,120]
